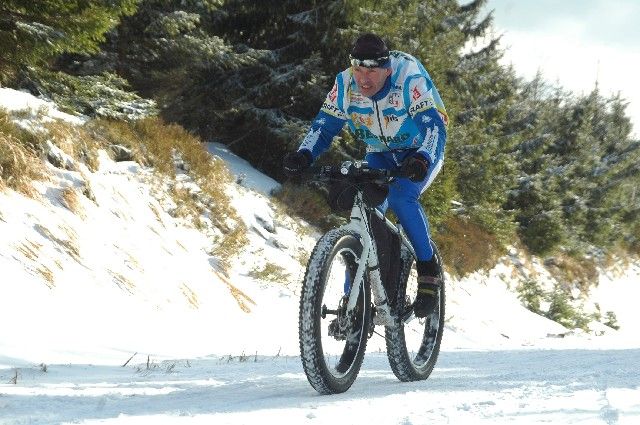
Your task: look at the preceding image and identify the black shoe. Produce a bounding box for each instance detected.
[414,275,440,318]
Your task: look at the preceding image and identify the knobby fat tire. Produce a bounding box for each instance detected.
[298,228,372,394]
[384,245,445,381]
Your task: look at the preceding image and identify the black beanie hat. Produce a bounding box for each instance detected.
[350,33,389,60]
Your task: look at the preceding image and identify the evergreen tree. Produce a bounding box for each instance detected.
[173,0,346,175]
[0,0,139,84]
[507,76,640,255]
[52,0,638,264]
[330,0,513,233]
[94,0,348,177]
[580,93,640,249]
[410,0,520,239]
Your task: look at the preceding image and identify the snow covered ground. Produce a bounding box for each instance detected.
[2,348,639,425]
[1,88,639,424]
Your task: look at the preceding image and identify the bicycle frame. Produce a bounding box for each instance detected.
[299,162,446,393]
[340,190,416,326]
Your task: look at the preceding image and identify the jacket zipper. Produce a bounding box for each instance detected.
[374,100,391,151]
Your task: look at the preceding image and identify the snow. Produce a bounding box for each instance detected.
[206,142,280,196]
[2,350,639,424]
[1,89,639,424]
[0,87,86,127]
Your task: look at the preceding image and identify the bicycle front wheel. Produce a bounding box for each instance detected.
[299,228,371,394]
[385,243,445,382]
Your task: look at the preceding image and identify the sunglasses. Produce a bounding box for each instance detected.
[349,55,390,68]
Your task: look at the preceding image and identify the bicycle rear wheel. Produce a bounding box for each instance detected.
[299,228,371,394]
[385,243,445,381]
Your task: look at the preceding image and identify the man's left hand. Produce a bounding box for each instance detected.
[283,150,312,177]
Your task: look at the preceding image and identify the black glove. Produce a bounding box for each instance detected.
[283,150,312,177]
[400,154,429,182]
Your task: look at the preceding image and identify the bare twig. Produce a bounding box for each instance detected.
[122,352,137,367]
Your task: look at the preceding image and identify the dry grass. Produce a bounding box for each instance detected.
[176,240,188,252]
[213,271,256,313]
[89,117,233,186]
[123,251,141,272]
[148,224,162,236]
[5,110,247,272]
[61,187,85,217]
[90,117,248,266]
[249,263,291,283]
[12,238,55,287]
[296,250,310,269]
[148,202,165,227]
[434,216,505,277]
[180,283,200,309]
[109,271,136,295]
[600,243,639,276]
[0,109,46,196]
[169,185,203,220]
[87,119,149,169]
[1,109,103,194]
[211,224,249,271]
[34,224,81,263]
[36,265,55,288]
[80,179,97,204]
[16,240,41,261]
[544,254,598,296]
[43,120,102,171]
[60,223,79,243]
[272,182,334,231]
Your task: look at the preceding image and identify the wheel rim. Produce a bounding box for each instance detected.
[317,243,367,379]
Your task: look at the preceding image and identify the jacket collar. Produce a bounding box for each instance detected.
[370,76,392,101]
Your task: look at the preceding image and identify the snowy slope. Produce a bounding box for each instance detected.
[1,88,639,424]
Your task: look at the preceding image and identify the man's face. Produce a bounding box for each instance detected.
[352,66,391,98]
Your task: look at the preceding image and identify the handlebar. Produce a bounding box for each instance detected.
[308,161,403,184]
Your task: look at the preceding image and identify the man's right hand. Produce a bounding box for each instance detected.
[400,154,429,182]
[283,150,312,177]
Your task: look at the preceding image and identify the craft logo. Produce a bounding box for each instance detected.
[409,99,434,115]
[322,102,344,118]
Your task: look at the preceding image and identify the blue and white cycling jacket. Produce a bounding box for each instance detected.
[298,50,448,167]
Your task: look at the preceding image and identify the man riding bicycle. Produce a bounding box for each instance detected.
[283,33,448,318]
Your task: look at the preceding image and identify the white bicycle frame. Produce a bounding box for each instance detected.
[340,190,416,325]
